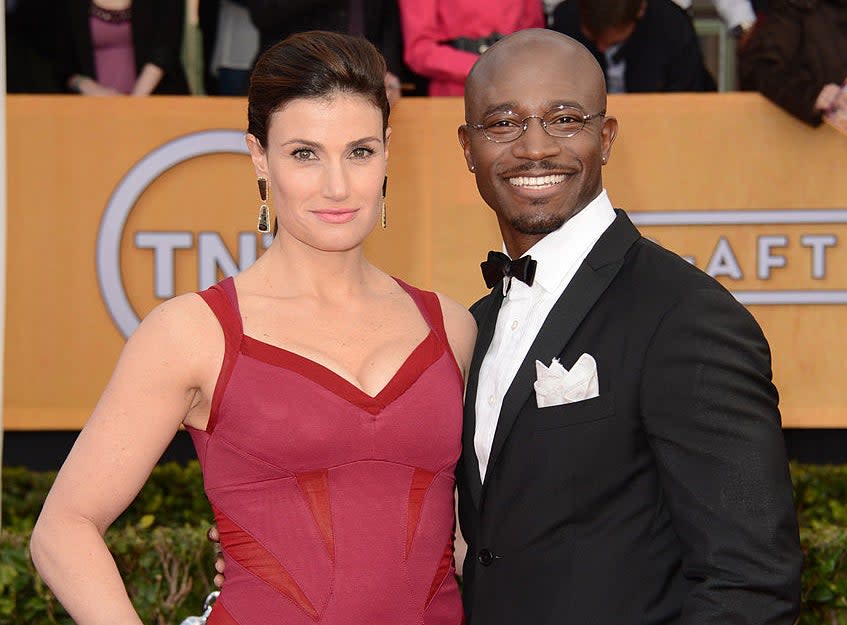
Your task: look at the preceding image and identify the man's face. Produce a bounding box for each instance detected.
[459,41,617,256]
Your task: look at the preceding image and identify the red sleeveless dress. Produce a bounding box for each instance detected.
[189,277,465,625]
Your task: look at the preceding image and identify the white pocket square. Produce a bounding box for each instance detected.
[534,353,599,408]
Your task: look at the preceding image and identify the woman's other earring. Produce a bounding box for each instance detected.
[381,176,388,229]
[257,177,271,234]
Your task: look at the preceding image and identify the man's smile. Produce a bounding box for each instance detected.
[507,174,567,189]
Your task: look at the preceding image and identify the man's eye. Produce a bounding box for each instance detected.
[487,119,520,129]
[292,148,316,160]
[550,115,579,125]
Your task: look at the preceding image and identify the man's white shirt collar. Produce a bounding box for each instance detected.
[500,189,616,297]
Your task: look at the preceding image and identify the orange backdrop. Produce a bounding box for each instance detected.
[5,94,846,430]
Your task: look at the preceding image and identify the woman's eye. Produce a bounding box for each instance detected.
[292,148,316,160]
[351,146,375,158]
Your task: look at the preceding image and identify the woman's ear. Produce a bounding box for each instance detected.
[384,126,392,162]
[245,133,268,178]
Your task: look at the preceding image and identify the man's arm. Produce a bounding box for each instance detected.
[641,287,802,624]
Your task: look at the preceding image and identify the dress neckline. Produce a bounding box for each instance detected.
[90,2,132,23]
[226,277,443,413]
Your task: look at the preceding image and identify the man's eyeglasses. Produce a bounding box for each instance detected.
[465,105,605,143]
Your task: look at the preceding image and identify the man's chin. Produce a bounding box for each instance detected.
[509,214,568,236]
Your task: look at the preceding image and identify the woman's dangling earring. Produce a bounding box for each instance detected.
[256,177,271,234]
[381,176,388,229]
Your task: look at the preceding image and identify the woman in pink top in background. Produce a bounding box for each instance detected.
[31,30,476,625]
[397,0,545,95]
[58,0,189,95]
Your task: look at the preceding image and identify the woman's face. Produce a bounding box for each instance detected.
[248,92,389,253]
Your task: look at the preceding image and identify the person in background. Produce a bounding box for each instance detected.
[245,0,423,104]
[58,0,190,96]
[30,30,476,625]
[5,0,61,92]
[396,0,545,96]
[675,0,758,44]
[739,0,847,126]
[455,27,801,625]
[198,0,259,96]
[546,0,759,41]
[551,0,717,93]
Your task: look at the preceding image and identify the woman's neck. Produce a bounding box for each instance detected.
[249,236,379,302]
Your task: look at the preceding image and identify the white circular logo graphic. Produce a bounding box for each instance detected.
[96,130,249,338]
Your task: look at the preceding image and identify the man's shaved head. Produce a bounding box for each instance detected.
[465,29,608,122]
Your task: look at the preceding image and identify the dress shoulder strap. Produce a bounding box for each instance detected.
[394,278,449,345]
[197,277,244,352]
[196,277,243,433]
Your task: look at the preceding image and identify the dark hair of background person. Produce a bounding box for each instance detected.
[247,30,389,148]
[579,0,645,35]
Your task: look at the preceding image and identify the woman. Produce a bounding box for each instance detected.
[31,31,475,625]
[59,0,189,95]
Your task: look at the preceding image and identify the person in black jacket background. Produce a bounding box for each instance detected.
[57,0,189,96]
[552,0,716,92]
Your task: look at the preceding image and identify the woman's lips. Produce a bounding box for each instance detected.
[312,209,359,224]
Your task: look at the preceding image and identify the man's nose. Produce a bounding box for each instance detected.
[511,118,561,160]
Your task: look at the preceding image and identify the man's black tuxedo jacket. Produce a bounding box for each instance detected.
[457,210,802,625]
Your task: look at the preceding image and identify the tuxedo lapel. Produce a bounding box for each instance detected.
[463,287,505,509]
[483,211,641,486]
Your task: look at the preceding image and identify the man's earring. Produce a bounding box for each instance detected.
[601,156,607,164]
[381,176,388,229]
[470,164,476,172]
[257,177,271,233]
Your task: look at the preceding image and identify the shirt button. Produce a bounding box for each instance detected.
[477,549,495,566]
[511,320,518,330]
[488,395,495,406]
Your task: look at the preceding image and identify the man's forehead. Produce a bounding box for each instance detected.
[468,72,597,117]
[468,45,600,104]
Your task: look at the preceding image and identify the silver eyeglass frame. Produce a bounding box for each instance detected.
[464,106,606,143]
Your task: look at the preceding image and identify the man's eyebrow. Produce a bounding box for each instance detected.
[481,102,520,118]
[480,100,588,118]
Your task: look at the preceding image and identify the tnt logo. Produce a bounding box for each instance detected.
[96,130,271,339]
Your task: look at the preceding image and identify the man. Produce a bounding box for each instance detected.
[552,0,716,92]
[455,28,801,624]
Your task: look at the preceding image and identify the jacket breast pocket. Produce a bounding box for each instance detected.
[530,392,616,430]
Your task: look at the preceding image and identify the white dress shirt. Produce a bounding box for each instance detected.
[474,190,616,481]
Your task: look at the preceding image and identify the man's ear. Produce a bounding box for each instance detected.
[600,116,618,164]
[245,133,268,178]
[457,125,476,173]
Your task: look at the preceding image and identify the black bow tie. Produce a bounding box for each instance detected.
[480,251,537,289]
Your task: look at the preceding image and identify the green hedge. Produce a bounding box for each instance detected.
[1,461,846,624]
[1,525,216,625]
[1,461,211,533]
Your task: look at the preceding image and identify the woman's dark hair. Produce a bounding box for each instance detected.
[247,30,389,147]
